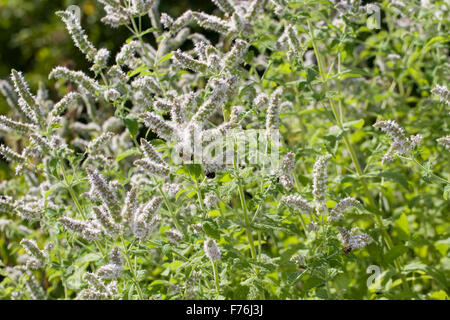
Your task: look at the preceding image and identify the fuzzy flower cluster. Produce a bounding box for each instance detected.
[312,155,331,214]
[329,197,361,222]
[281,194,313,215]
[203,193,218,210]
[373,120,422,165]
[97,247,123,279]
[437,136,450,151]
[204,238,221,261]
[338,227,373,251]
[431,84,450,106]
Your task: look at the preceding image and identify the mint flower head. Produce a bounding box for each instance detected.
[437,136,450,151]
[329,197,361,222]
[281,194,314,215]
[374,120,422,165]
[56,9,98,61]
[204,238,221,261]
[312,154,331,214]
[431,84,450,105]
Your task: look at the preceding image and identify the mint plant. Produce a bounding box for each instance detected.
[0,0,449,300]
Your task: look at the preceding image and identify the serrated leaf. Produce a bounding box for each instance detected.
[123,117,139,139]
[384,245,408,265]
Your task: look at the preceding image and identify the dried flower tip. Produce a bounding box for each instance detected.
[204,238,221,261]
[329,197,361,221]
[56,10,98,61]
[281,195,313,214]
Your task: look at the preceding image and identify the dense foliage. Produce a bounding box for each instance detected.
[0,0,449,300]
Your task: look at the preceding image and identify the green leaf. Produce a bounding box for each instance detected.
[123,117,139,139]
[377,171,410,191]
[74,253,102,266]
[384,245,408,265]
[157,52,173,65]
[343,119,365,129]
[395,213,410,240]
[203,221,220,240]
[116,148,139,163]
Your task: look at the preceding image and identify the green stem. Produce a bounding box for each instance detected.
[120,235,144,300]
[194,178,207,218]
[153,177,183,234]
[212,260,220,295]
[59,161,106,258]
[234,159,257,259]
[307,20,409,291]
